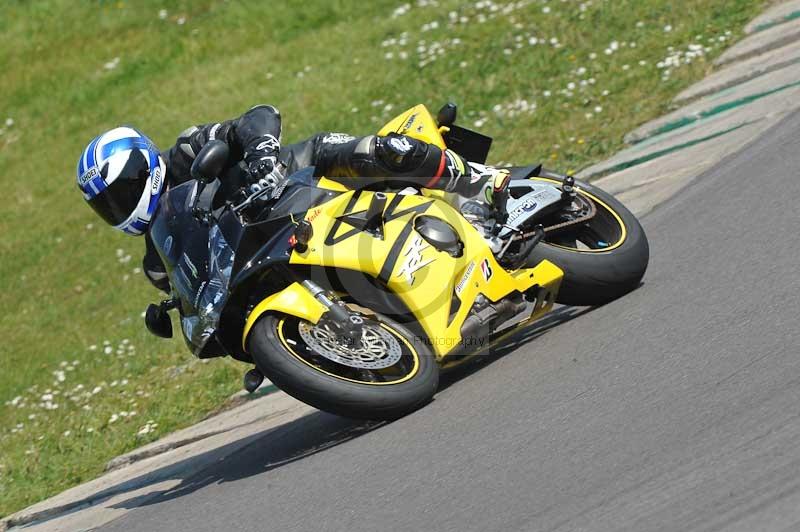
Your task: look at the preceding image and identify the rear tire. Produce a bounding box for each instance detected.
[248,314,439,420]
[525,178,649,306]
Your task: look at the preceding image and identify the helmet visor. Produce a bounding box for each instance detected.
[87,149,150,227]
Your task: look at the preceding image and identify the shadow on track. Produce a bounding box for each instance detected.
[113,411,385,510]
[111,305,590,511]
[438,304,593,391]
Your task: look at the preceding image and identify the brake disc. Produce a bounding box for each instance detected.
[298,321,403,370]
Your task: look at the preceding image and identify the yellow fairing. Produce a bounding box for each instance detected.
[242,282,327,350]
[316,177,349,192]
[242,104,564,358]
[378,104,447,149]
[288,190,563,358]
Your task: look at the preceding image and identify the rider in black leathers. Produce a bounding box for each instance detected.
[143,104,505,292]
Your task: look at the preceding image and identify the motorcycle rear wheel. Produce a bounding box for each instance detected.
[525,177,649,306]
[248,313,439,420]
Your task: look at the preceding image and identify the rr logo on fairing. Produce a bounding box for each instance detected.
[396,235,435,286]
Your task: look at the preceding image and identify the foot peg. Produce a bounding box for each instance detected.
[498,224,545,269]
[244,368,264,394]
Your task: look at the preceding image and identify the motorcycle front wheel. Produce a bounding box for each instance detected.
[248,312,439,420]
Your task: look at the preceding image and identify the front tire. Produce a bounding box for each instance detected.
[248,313,439,420]
[525,178,649,306]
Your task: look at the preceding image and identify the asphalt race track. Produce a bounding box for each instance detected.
[102,112,800,532]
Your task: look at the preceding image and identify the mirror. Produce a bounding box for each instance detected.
[437,102,458,127]
[145,303,173,338]
[190,140,230,183]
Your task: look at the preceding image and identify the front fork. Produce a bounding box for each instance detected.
[300,279,365,348]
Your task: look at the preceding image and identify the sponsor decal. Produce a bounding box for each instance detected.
[78,167,99,186]
[454,261,476,296]
[193,281,208,309]
[306,208,322,223]
[480,258,493,281]
[255,135,280,152]
[508,198,538,222]
[396,235,435,286]
[388,136,413,154]
[151,167,162,193]
[270,178,288,200]
[322,133,355,144]
[403,113,418,131]
[163,235,173,255]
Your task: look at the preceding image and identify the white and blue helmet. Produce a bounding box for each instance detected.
[77,127,166,235]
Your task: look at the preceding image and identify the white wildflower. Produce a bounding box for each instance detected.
[103,57,121,71]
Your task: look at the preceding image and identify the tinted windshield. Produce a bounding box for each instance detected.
[149,182,234,356]
[179,224,234,354]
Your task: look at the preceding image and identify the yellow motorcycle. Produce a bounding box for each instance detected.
[145,104,649,420]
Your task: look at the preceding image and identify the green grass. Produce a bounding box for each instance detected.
[0,0,766,517]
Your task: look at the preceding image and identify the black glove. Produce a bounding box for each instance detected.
[246,156,276,182]
[244,133,281,182]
